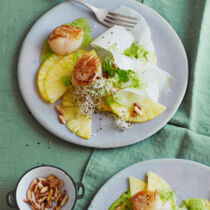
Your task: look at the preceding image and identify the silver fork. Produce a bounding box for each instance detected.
[68,0,138,29]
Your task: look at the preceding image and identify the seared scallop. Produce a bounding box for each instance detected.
[48,25,84,56]
[71,50,102,86]
[131,190,162,210]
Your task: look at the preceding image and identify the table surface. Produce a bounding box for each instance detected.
[0,0,92,208]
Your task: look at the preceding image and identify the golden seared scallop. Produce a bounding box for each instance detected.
[48,25,84,56]
[71,50,102,86]
[131,190,162,210]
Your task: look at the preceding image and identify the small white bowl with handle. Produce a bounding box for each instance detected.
[7,165,85,210]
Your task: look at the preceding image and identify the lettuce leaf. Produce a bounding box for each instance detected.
[109,191,132,210]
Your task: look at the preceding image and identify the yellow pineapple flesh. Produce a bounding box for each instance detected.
[37,54,60,101]
[62,89,92,139]
[110,98,166,123]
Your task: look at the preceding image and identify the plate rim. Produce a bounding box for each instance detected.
[89,158,210,208]
[17,0,188,148]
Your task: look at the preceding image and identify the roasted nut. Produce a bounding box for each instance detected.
[38,196,47,203]
[38,191,49,198]
[27,189,32,200]
[48,200,52,208]
[49,182,56,189]
[47,188,54,201]
[57,180,64,190]
[23,198,30,204]
[31,191,36,202]
[33,184,38,194]
[30,199,40,209]
[29,179,37,190]
[38,177,47,182]
[53,186,58,198]
[37,182,44,189]
[56,105,65,115]
[54,207,61,210]
[40,202,45,210]
[57,190,67,206]
[58,115,65,124]
[133,103,143,116]
[54,192,62,203]
[40,186,49,194]
[60,194,69,207]
[47,175,60,184]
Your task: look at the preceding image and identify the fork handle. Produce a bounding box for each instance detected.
[68,0,98,13]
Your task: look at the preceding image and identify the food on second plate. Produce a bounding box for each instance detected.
[109,172,210,210]
[36,6,176,139]
[48,25,84,56]
[24,174,68,209]
[180,198,210,210]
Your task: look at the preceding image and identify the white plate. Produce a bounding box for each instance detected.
[18,0,188,148]
[89,159,210,209]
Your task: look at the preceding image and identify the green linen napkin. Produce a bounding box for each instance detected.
[76,0,210,209]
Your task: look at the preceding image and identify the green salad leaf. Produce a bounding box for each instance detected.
[124,42,155,62]
[102,56,116,77]
[109,191,132,210]
[180,199,208,210]
[159,189,177,210]
[102,56,144,89]
[41,40,54,60]
[118,70,130,82]
[68,18,93,47]
[61,76,72,87]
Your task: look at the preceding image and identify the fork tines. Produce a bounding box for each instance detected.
[105,11,138,28]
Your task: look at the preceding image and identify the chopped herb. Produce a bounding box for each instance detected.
[102,56,116,77]
[61,76,72,87]
[73,112,77,117]
[102,56,134,83]
[117,70,130,82]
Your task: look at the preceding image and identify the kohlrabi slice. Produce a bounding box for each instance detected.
[111,51,136,71]
[114,88,149,107]
[135,61,176,97]
[91,25,134,53]
[114,5,155,53]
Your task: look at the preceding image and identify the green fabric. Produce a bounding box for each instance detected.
[76,0,210,209]
[0,0,92,209]
[1,0,210,210]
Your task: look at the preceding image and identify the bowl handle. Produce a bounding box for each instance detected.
[7,190,18,208]
[76,182,85,200]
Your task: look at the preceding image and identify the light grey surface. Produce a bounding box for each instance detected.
[89,159,210,209]
[18,0,188,148]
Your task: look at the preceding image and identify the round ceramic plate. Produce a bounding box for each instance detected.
[18,0,188,148]
[89,159,210,209]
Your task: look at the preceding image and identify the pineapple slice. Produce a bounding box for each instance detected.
[62,89,75,108]
[147,171,171,191]
[129,176,147,196]
[44,49,87,104]
[97,98,112,112]
[66,118,91,139]
[62,89,92,139]
[37,54,60,101]
[110,98,166,123]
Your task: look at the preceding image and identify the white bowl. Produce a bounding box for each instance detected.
[7,165,85,210]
